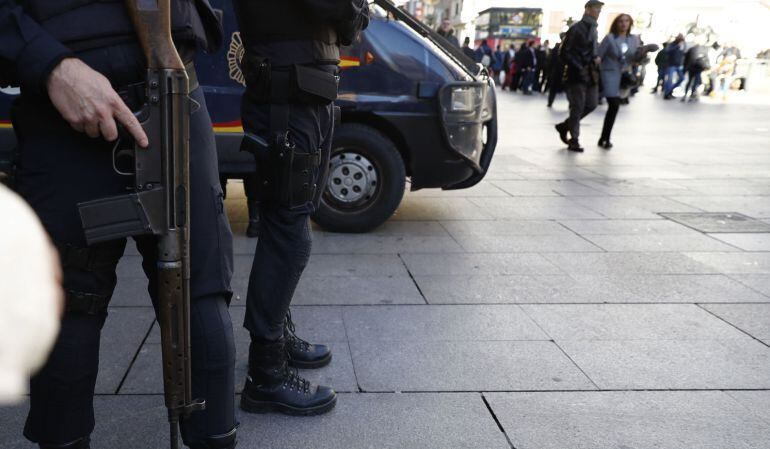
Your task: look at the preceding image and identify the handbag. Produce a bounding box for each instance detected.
[620,70,638,89]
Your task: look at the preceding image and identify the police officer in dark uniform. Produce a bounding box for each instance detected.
[0,1,238,448]
[233,0,368,415]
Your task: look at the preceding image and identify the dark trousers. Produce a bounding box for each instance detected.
[600,97,621,142]
[13,44,236,446]
[561,82,599,143]
[240,101,334,342]
[684,70,702,97]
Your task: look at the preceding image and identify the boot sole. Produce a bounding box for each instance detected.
[288,353,332,370]
[240,393,337,416]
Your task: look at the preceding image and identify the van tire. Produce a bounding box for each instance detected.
[313,124,405,233]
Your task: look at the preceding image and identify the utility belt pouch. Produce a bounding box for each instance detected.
[292,64,338,105]
[243,53,271,102]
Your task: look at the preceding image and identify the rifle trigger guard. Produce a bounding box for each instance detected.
[111,139,134,176]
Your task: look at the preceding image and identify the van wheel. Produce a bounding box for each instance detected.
[313,124,405,233]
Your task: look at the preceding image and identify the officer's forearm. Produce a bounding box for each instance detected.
[0,0,73,93]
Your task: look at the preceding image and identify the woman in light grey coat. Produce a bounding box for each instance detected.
[596,14,645,149]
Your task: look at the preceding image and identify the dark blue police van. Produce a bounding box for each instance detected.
[0,0,498,232]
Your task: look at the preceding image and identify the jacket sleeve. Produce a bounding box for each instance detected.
[561,25,584,71]
[298,0,369,46]
[597,35,612,61]
[0,0,72,94]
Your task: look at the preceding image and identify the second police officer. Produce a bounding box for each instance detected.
[233,0,369,415]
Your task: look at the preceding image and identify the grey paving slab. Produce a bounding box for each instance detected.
[572,177,691,196]
[342,305,548,342]
[558,337,770,389]
[406,180,510,197]
[414,274,637,304]
[230,274,425,305]
[116,255,146,278]
[110,277,151,306]
[669,196,770,218]
[491,180,606,196]
[236,393,511,449]
[486,391,770,449]
[440,219,573,236]
[0,397,173,449]
[726,391,770,425]
[452,233,601,252]
[350,340,596,391]
[702,304,770,344]
[731,274,770,296]
[233,254,408,279]
[573,274,770,303]
[402,253,563,276]
[344,220,450,236]
[710,233,770,251]
[567,196,702,219]
[672,179,770,195]
[522,304,747,340]
[469,197,604,219]
[96,308,155,394]
[685,252,770,274]
[309,234,464,254]
[660,212,770,233]
[558,218,698,235]
[121,337,359,394]
[582,233,739,252]
[148,306,347,345]
[392,197,494,221]
[544,252,718,275]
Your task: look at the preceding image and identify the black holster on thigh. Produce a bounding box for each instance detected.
[239,56,338,210]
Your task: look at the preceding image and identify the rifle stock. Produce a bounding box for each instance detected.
[77,1,201,448]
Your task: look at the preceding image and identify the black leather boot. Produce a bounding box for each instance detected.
[285,311,332,369]
[240,338,337,416]
[39,437,90,449]
[186,427,238,449]
[246,200,259,238]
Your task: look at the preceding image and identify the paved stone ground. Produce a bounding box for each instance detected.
[3,88,770,448]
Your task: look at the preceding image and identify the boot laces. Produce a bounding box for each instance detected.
[285,310,311,352]
[282,364,311,394]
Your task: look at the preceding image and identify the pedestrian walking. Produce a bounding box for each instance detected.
[683,37,711,101]
[535,41,548,92]
[651,42,669,93]
[554,0,604,152]
[596,13,656,149]
[520,41,538,95]
[545,37,566,107]
[492,45,505,85]
[663,34,686,99]
[502,44,516,90]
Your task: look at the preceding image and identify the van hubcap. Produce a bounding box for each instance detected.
[327,152,378,206]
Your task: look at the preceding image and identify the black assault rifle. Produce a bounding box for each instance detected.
[76,1,204,448]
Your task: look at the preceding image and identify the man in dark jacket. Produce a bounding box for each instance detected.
[546,41,564,107]
[461,36,476,60]
[664,34,685,99]
[554,0,603,152]
[0,1,237,448]
[233,0,369,417]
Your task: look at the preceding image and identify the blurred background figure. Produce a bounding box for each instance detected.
[436,18,459,47]
[663,33,686,99]
[0,184,61,404]
[651,41,669,94]
[492,44,505,85]
[596,13,655,149]
[682,36,711,102]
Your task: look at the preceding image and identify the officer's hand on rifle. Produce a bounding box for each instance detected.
[47,57,149,148]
